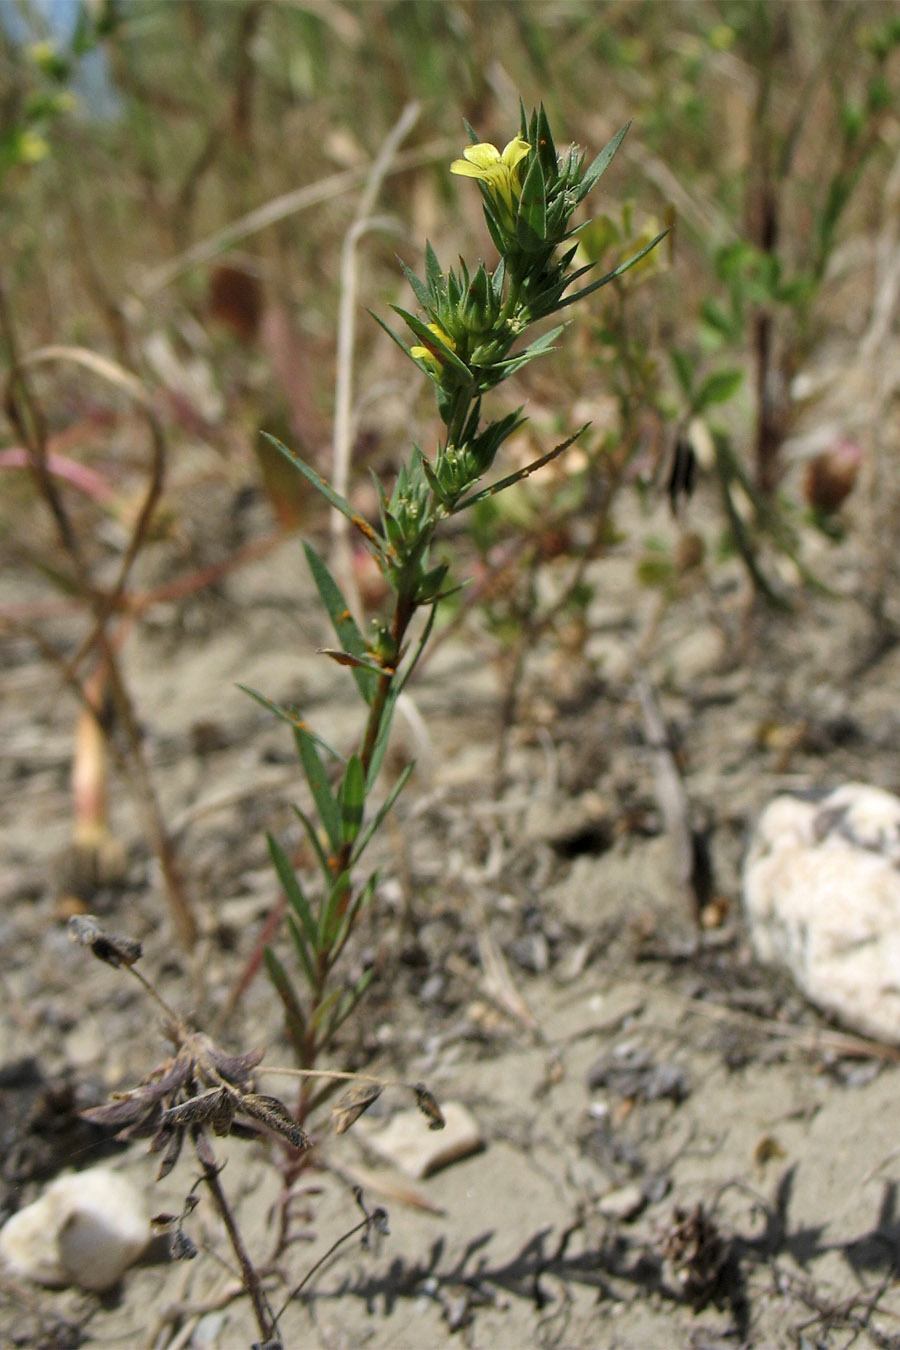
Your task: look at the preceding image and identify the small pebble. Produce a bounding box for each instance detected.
[362,1101,484,1179]
[598,1183,645,1222]
[0,1167,149,1291]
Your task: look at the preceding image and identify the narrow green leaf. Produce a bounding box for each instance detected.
[340,753,366,845]
[292,804,333,884]
[370,310,417,360]
[327,967,375,1037]
[303,543,378,704]
[391,306,473,384]
[557,229,669,310]
[332,872,377,957]
[399,259,430,309]
[261,434,388,561]
[238,684,344,763]
[267,832,317,949]
[424,240,443,298]
[578,122,630,201]
[451,426,587,514]
[516,152,547,246]
[669,348,696,399]
[264,947,307,1056]
[309,983,343,1033]
[286,912,316,987]
[694,367,744,410]
[318,870,351,947]
[295,726,342,855]
[352,762,414,865]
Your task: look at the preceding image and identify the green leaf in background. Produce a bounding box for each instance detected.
[694,367,743,410]
[668,348,696,399]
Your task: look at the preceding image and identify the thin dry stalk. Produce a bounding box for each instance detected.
[0,302,197,944]
[330,100,420,622]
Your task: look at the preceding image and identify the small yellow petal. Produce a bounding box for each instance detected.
[461,142,502,170]
[450,158,489,179]
[500,137,531,170]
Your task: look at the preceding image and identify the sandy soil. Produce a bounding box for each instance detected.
[4,459,900,1350]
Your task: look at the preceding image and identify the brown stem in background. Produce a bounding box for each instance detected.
[0,292,198,945]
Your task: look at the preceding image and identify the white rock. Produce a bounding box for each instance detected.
[598,1183,645,1221]
[0,1167,149,1291]
[743,784,900,1041]
[361,1101,484,1179]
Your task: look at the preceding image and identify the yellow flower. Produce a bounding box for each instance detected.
[450,137,531,215]
[410,323,456,371]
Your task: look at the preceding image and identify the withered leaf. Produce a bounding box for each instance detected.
[67,913,142,968]
[332,1083,383,1135]
[170,1227,198,1261]
[155,1124,185,1179]
[211,1090,238,1138]
[81,1092,152,1131]
[194,1130,216,1167]
[413,1083,445,1130]
[239,1093,310,1152]
[207,1044,266,1086]
[162,1088,230,1132]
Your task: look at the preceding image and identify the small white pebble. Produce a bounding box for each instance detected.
[0,1167,149,1291]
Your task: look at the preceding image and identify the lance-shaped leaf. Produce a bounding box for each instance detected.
[577,122,630,202]
[264,947,308,1056]
[516,151,547,248]
[693,367,743,411]
[424,240,444,302]
[261,433,388,561]
[318,870,352,947]
[485,326,563,380]
[399,258,431,310]
[295,725,342,855]
[238,684,344,765]
[267,832,317,949]
[450,426,587,514]
[325,967,375,1039]
[304,543,378,704]
[340,753,366,845]
[391,306,473,385]
[352,762,414,866]
[331,870,377,958]
[286,912,315,987]
[557,229,670,310]
[292,803,334,885]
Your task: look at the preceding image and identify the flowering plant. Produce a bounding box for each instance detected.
[252,104,665,1125]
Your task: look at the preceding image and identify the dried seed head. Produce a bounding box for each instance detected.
[170,1227,198,1261]
[239,1093,310,1153]
[332,1083,383,1135]
[413,1083,445,1130]
[68,913,143,968]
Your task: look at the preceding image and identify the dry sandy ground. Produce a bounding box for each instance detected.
[4,468,900,1349]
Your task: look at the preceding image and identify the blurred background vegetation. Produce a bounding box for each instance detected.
[3,0,900,661]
